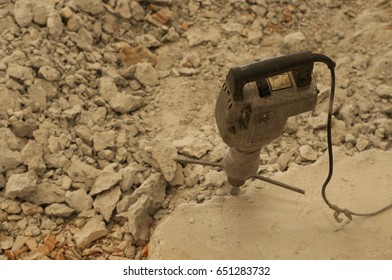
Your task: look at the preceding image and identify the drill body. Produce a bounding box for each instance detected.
[215,51,319,188]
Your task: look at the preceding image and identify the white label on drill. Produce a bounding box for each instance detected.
[267,72,292,91]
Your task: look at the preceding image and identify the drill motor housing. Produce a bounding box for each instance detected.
[215,51,319,186]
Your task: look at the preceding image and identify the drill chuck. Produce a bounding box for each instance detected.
[222,147,261,187]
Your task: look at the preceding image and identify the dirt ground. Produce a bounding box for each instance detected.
[0,0,391,260]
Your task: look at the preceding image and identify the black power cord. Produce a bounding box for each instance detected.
[313,53,392,222]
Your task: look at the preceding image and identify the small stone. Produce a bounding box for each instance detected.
[47,11,64,37]
[32,1,52,26]
[186,26,221,47]
[130,1,145,21]
[0,174,5,189]
[76,0,105,15]
[25,182,66,205]
[5,171,37,199]
[118,44,157,67]
[284,117,299,134]
[67,157,100,190]
[124,244,136,259]
[131,173,166,213]
[116,195,136,213]
[20,202,43,216]
[310,112,328,129]
[21,140,46,175]
[65,189,93,212]
[203,170,226,188]
[135,34,161,48]
[24,225,41,236]
[356,136,370,152]
[9,119,38,138]
[59,7,73,19]
[344,133,356,145]
[0,236,14,250]
[11,236,28,251]
[90,167,122,196]
[135,63,159,87]
[73,217,107,248]
[120,164,138,192]
[93,186,121,222]
[277,149,295,171]
[283,31,306,52]
[299,145,317,161]
[376,85,392,99]
[93,131,116,152]
[151,143,177,181]
[99,76,117,102]
[38,66,60,81]
[0,199,21,214]
[339,103,356,126]
[115,0,132,18]
[45,203,74,217]
[0,141,22,173]
[168,163,185,187]
[6,63,34,80]
[13,0,33,27]
[126,194,153,245]
[109,93,144,114]
[173,136,213,158]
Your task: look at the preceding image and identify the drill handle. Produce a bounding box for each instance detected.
[227,50,315,101]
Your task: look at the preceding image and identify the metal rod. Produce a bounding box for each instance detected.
[253,174,305,194]
[174,156,306,195]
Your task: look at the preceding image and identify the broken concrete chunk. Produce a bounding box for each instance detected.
[283,31,306,52]
[109,93,144,114]
[6,63,34,80]
[299,145,318,161]
[13,0,33,27]
[151,143,178,182]
[0,127,20,150]
[32,1,52,26]
[173,136,213,158]
[73,217,108,248]
[76,0,105,15]
[99,76,117,102]
[135,34,161,48]
[0,199,21,214]
[5,171,37,199]
[65,189,93,212]
[90,167,122,196]
[25,182,66,205]
[47,11,63,37]
[115,0,131,19]
[134,63,159,87]
[9,119,39,138]
[93,185,121,222]
[93,130,116,151]
[38,66,60,81]
[0,141,22,173]
[131,173,166,213]
[67,157,100,190]
[120,164,138,192]
[20,202,43,216]
[126,194,153,245]
[45,203,74,217]
[21,140,46,175]
[356,136,370,151]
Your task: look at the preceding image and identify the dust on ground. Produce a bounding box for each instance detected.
[0,0,391,260]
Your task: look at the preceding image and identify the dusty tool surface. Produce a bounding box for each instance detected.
[150,148,392,259]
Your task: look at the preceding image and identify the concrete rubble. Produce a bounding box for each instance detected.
[0,0,391,260]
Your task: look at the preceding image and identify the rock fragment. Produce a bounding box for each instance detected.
[135,63,159,87]
[67,157,100,190]
[109,93,144,114]
[45,203,74,217]
[73,217,108,248]
[376,85,392,99]
[130,0,145,21]
[131,173,166,212]
[76,0,105,15]
[356,136,370,151]
[38,66,60,81]
[173,136,213,158]
[65,189,93,212]
[93,186,121,222]
[151,144,177,181]
[5,171,37,199]
[47,11,64,37]
[93,131,116,151]
[115,0,132,19]
[13,0,33,27]
[283,31,306,52]
[21,140,46,175]
[6,63,34,80]
[0,141,22,172]
[25,182,66,205]
[135,34,161,48]
[0,199,21,214]
[20,202,43,216]
[126,194,153,245]
[90,167,122,196]
[277,149,295,171]
[299,145,317,161]
[32,1,52,26]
